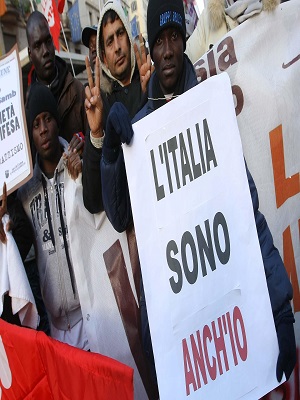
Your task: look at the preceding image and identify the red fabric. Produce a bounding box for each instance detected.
[27,64,35,86]
[41,0,61,50]
[57,0,65,14]
[0,0,7,17]
[0,320,133,399]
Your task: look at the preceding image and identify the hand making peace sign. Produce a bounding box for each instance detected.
[85,56,104,138]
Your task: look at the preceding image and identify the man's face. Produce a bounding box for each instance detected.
[28,19,56,85]
[89,33,97,72]
[152,27,184,94]
[102,17,131,86]
[32,111,60,162]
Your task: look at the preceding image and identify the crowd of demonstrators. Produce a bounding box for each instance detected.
[92,0,295,385]
[82,0,153,214]
[185,0,280,64]
[24,9,88,335]
[0,0,296,397]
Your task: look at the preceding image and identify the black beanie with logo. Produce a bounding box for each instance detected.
[27,83,60,134]
[147,0,186,58]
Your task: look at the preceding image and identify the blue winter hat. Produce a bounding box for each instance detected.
[147,0,186,58]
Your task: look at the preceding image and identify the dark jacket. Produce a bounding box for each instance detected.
[27,56,88,143]
[82,68,143,214]
[101,54,293,325]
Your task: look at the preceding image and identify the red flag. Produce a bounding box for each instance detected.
[0,0,7,17]
[41,0,61,50]
[57,0,65,14]
[0,320,133,399]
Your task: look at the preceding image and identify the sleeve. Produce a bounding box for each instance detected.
[79,80,89,136]
[82,132,104,214]
[245,163,294,327]
[100,147,133,233]
[185,12,208,64]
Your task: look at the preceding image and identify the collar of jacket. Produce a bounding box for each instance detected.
[101,65,140,95]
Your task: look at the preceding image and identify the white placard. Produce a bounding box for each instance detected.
[124,73,280,399]
[0,46,32,199]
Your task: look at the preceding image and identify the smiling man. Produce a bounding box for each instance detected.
[26,11,88,143]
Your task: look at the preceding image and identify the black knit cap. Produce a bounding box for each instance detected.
[27,83,60,134]
[147,0,186,58]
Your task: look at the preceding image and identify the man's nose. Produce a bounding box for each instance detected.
[163,39,173,59]
[41,42,50,57]
[113,35,121,52]
[40,120,47,135]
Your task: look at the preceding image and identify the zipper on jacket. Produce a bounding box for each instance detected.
[55,176,76,297]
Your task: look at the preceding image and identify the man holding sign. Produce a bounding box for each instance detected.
[86,0,296,395]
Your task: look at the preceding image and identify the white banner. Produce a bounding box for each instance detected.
[124,73,280,399]
[0,46,32,199]
[193,3,300,397]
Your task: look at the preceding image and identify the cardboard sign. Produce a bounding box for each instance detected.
[124,73,280,399]
[0,45,32,199]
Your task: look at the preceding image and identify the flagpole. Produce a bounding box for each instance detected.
[60,21,76,77]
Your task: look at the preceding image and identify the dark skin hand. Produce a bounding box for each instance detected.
[63,148,82,181]
[68,135,84,156]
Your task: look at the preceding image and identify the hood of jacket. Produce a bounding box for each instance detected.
[207,0,280,30]
[96,0,136,93]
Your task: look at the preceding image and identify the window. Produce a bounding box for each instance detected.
[131,1,137,12]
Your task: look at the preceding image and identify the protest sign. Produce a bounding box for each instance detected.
[124,73,280,399]
[0,45,32,199]
[193,3,300,397]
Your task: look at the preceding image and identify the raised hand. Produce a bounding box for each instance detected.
[85,56,104,138]
[134,33,154,93]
